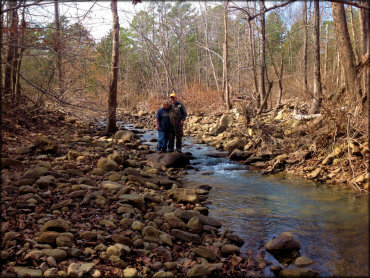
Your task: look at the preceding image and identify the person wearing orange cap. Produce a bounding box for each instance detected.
[168,93,187,152]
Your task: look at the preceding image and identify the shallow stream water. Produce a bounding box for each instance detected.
[133,126,368,277]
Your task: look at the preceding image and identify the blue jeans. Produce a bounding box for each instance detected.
[157,131,169,151]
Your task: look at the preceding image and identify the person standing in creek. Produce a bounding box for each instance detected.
[155,100,171,153]
[168,93,187,152]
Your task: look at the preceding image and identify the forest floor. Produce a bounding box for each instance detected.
[1,100,367,277]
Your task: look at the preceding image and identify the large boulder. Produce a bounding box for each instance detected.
[265,232,301,252]
[213,113,233,135]
[147,152,190,168]
[265,232,301,264]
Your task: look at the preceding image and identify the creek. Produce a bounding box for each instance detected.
[131,125,368,277]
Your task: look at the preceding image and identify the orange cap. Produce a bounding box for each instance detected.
[170,93,176,98]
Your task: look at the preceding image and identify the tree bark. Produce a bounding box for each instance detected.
[202,3,219,91]
[349,5,359,64]
[323,24,329,85]
[359,0,369,107]
[311,0,322,114]
[303,0,308,95]
[106,0,119,135]
[331,2,362,102]
[248,19,258,97]
[4,0,17,99]
[54,1,64,98]
[223,1,231,109]
[258,0,266,111]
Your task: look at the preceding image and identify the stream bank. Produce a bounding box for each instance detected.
[1,108,267,277]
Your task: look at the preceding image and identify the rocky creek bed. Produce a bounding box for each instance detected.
[1,110,268,277]
[1,104,367,277]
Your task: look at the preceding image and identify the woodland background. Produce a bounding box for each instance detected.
[1,0,369,132]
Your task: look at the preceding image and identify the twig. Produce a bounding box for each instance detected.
[346,113,362,191]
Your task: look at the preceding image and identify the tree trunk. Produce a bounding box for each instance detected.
[349,6,359,65]
[311,0,322,114]
[202,3,219,91]
[248,19,258,97]
[323,24,329,85]
[258,0,266,111]
[223,1,231,109]
[331,2,362,102]
[106,0,119,135]
[11,2,19,101]
[4,0,17,99]
[15,7,26,104]
[54,1,64,98]
[303,0,308,95]
[359,0,369,107]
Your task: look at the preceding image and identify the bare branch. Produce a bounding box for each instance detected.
[329,0,370,10]
[1,0,53,13]
[230,0,295,21]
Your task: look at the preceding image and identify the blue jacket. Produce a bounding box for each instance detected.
[156,107,170,132]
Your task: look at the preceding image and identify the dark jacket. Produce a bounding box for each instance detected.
[156,107,170,132]
[169,101,187,126]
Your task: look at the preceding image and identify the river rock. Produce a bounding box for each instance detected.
[194,245,218,261]
[33,136,58,153]
[56,235,73,247]
[101,181,123,191]
[294,256,315,267]
[1,158,23,168]
[42,219,69,232]
[44,268,58,277]
[220,244,240,256]
[118,193,145,209]
[280,268,319,278]
[228,149,253,161]
[265,232,301,252]
[147,152,190,168]
[153,271,174,278]
[186,216,203,233]
[167,188,198,203]
[50,200,72,210]
[164,214,186,230]
[187,264,210,277]
[39,231,60,245]
[22,166,48,180]
[13,266,42,278]
[107,151,125,165]
[159,233,173,246]
[212,113,233,135]
[123,267,138,278]
[110,255,126,267]
[2,231,20,248]
[171,229,202,244]
[224,137,245,153]
[142,226,159,243]
[205,151,228,158]
[115,130,135,141]
[112,235,132,246]
[226,232,244,246]
[42,248,68,261]
[97,157,119,172]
